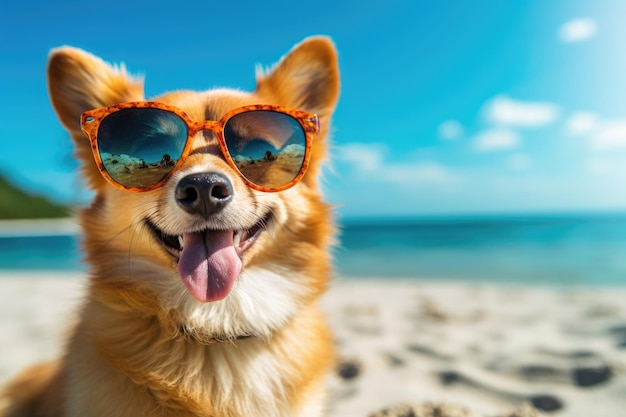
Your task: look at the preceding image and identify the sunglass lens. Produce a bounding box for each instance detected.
[224,111,306,189]
[97,108,188,189]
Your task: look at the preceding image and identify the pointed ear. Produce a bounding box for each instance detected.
[48,47,144,135]
[47,47,144,190]
[255,36,340,119]
[256,37,340,189]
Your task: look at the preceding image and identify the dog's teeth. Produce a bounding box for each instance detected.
[233,231,241,247]
[178,236,184,249]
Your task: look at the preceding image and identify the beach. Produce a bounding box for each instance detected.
[1,273,625,417]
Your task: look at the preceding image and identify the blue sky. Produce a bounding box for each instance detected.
[2,1,626,218]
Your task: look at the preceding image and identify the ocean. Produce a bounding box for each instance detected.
[2,214,626,286]
[335,214,626,286]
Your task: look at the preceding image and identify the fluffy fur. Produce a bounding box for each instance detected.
[0,37,340,417]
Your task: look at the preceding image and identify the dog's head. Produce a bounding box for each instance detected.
[47,37,340,340]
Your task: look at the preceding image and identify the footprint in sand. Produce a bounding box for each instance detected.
[368,401,544,417]
[336,357,362,381]
[437,369,563,412]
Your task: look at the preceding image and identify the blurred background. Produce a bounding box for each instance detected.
[2,0,626,285]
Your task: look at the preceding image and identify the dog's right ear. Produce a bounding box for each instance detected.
[47,47,144,189]
[47,47,145,136]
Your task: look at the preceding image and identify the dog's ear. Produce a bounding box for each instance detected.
[47,47,144,189]
[256,36,340,120]
[256,37,340,186]
[47,47,144,136]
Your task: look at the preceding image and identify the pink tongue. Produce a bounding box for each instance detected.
[177,230,242,302]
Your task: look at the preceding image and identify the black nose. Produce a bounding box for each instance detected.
[175,173,233,218]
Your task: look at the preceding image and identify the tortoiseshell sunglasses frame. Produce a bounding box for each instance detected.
[80,102,320,193]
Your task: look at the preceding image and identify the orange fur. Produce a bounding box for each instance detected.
[0,37,340,417]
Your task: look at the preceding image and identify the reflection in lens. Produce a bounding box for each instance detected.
[224,111,306,188]
[97,108,187,188]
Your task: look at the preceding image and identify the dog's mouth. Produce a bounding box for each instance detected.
[146,214,271,303]
[147,217,269,260]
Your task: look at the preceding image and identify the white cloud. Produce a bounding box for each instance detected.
[473,128,520,152]
[329,143,626,217]
[336,142,460,185]
[563,111,626,151]
[565,111,600,136]
[558,18,598,43]
[483,95,560,127]
[385,161,460,184]
[588,120,626,151]
[336,142,386,171]
[438,120,463,140]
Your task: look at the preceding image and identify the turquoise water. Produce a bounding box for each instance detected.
[2,214,626,285]
[335,214,626,285]
[0,234,82,271]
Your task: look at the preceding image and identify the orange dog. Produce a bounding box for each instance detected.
[0,37,340,416]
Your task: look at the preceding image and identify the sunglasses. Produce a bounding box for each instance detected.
[80,102,320,192]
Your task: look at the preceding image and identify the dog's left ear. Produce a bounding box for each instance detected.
[256,36,340,121]
[256,37,340,187]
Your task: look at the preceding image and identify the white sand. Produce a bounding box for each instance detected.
[0,271,85,379]
[323,280,626,416]
[1,272,625,416]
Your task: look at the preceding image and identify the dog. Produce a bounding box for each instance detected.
[0,36,340,417]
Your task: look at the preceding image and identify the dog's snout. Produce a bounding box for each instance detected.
[175,173,234,217]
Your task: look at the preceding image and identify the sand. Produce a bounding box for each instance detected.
[1,272,625,417]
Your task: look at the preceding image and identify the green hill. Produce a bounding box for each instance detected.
[0,174,69,219]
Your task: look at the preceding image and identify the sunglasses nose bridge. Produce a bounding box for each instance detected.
[196,120,221,136]
[185,121,226,158]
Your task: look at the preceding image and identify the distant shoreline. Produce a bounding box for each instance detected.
[0,218,79,237]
